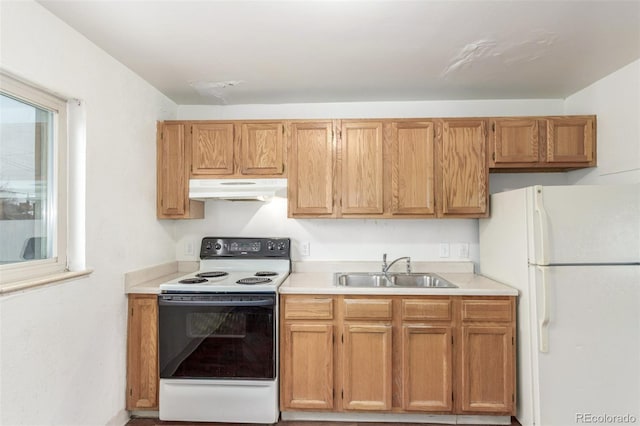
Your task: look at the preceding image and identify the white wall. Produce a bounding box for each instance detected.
[178,99,564,120]
[564,59,640,184]
[0,2,177,425]
[176,99,567,268]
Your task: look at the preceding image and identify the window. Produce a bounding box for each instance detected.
[0,72,69,287]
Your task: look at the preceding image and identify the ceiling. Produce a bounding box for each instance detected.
[38,0,640,105]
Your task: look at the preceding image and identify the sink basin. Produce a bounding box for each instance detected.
[334,272,457,288]
[390,273,457,288]
[334,272,391,287]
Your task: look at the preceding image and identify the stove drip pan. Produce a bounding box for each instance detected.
[179,277,208,284]
[196,271,229,278]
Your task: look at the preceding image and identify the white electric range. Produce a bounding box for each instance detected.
[157,237,290,423]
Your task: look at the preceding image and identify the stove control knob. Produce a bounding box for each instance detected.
[214,243,222,250]
[205,242,212,250]
[277,242,286,250]
[267,241,275,251]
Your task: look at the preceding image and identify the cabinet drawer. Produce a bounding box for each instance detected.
[284,296,334,320]
[402,299,451,321]
[461,299,513,322]
[343,299,393,320]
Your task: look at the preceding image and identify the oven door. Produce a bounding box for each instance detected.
[158,293,276,380]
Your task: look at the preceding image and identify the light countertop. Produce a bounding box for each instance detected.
[125,261,198,295]
[124,260,517,297]
[279,271,517,296]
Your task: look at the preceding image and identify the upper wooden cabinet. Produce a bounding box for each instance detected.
[241,122,285,175]
[491,118,539,165]
[191,121,286,177]
[340,121,384,215]
[489,115,596,170]
[436,119,489,218]
[287,121,336,217]
[288,119,439,219]
[546,116,595,164]
[158,114,595,220]
[390,121,436,216]
[156,122,203,219]
[191,122,235,175]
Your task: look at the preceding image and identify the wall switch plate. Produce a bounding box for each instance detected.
[300,241,310,256]
[439,243,450,258]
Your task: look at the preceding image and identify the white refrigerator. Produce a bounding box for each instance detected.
[479,184,640,426]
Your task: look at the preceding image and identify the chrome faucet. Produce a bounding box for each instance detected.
[382,253,412,273]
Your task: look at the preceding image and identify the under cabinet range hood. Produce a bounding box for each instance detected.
[189,178,287,201]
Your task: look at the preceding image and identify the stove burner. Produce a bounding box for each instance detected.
[196,271,229,278]
[179,277,208,284]
[236,277,273,285]
[254,271,278,277]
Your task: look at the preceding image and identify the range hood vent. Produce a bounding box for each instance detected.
[189,178,287,201]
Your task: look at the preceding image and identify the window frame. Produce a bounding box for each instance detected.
[0,72,69,286]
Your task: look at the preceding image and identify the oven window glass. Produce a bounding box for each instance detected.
[159,297,275,380]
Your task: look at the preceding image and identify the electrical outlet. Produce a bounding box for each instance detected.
[300,241,310,256]
[185,240,195,256]
[439,243,450,258]
[458,243,469,259]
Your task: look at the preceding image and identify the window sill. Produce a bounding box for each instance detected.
[0,269,93,296]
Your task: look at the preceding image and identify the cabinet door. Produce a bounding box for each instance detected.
[157,123,187,217]
[281,323,334,410]
[458,325,514,414]
[241,122,285,175]
[191,122,235,175]
[288,121,335,216]
[391,121,436,216]
[342,323,392,411]
[126,295,158,410]
[438,119,488,217]
[491,118,539,165]
[546,116,595,164]
[402,325,453,412]
[340,121,384,215]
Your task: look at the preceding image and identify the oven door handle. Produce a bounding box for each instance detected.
[158,298,275,307]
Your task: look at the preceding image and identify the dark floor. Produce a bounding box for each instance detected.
[127,417,522,426]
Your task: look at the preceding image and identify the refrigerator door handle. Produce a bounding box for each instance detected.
[534,186,550,265]
[537,266,550,353]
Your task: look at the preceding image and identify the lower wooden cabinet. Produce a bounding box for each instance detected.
[281,322,334,410]
[280,296,335,410]
[458,325,514,413]
[126,294,159,410]
[342,323,393,411]
[402,324,453,412]
[280,294,516,416]
[457,297,516,414]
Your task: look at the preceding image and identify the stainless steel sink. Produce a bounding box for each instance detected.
[334,272,457,288]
